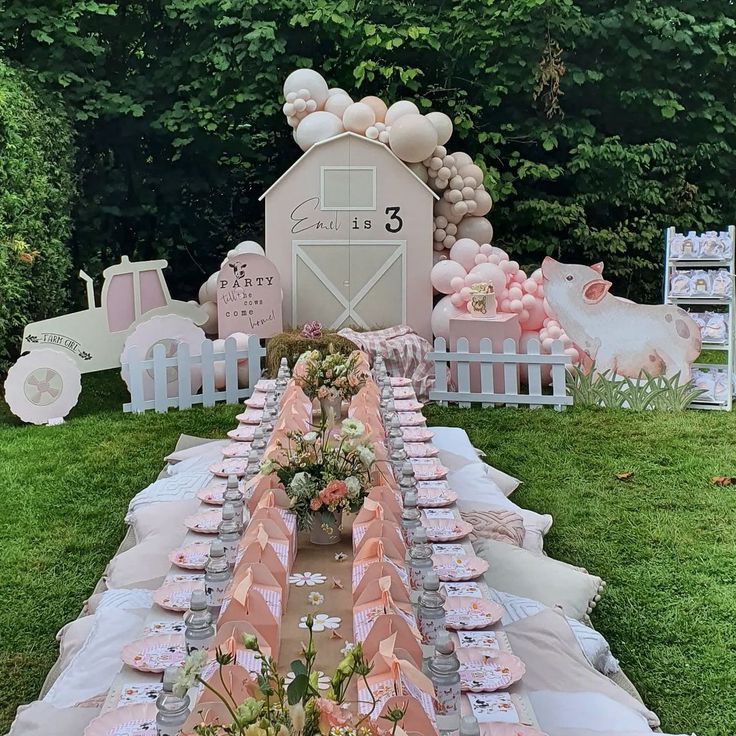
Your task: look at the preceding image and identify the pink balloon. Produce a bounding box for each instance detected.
[521,294,536,308]
[500,260,517,275]
[491,246,509,262]
[479,243,493,256]
[510,299,523,313]
[531,268,544,283]
[488,255,501,265]
[500,299,511,312]
[508,286,523,301]
[523,279,538,294]
[431,259,467,294]
[474,254,487,265]
[467,262,506,295]
[518,296,547,331]
[450,292,465,307]
[542,337,554,351]
[450,276,465,292]
[460,287,472,300]
[513,270,527,283]
[564,347,579,359]
[547,325,562,339]
[431,294,467,339]
[464,272,485,287]
[449,238,481,271]
[519,330,552,385]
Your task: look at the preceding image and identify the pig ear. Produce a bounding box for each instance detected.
[583,280,612,304]
[591,262,604,274]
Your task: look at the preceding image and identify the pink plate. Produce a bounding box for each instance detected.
[197,483,226,505]
[209,459,248,477]
[392,387,415,399]
[445,598,503,630]
[457,650,525,692]
[184,509,221,533]
[153,581,203,612]
[401,427,434,442]
[405,443,439,458]
[122,634,186,673]
[417,487,457,508]
[244,393,267,408]
[235,408,263,424]
[222,442,251,458]
[423,518,473,542]
[412,462,449,481]
[394,399,424,412]
[227,424,257,442]
[389,377,412,386]
[397,411,425,426]
[83,703,157,736]
[432,554,489,581]
[169,541,211,569]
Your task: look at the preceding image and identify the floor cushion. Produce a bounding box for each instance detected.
[7,702,100,736]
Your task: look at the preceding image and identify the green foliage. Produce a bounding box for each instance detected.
[0,60,75,372]
[1,1,736,305]
[566,366,707,410]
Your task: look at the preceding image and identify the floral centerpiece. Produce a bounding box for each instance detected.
[294,348,368,420]
[177,620,407,736]
[260,418,375,544]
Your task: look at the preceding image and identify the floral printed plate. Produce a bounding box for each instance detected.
[169,541,211,570]
[394,399,424,412]
[244,393,267,408]
[208,459,248,477]
[400,427,434,442]
[444,598,504,630]
[432,554,489,581]
[392,387,415,399]
[411,462,449,481]
[152,580,203,612]
[417,487,458,508]
[196,482,226,505]
[389,377,413,387]
[222,442,251,458]
[423,519,473,542]
[255,379,276,392]
[235,408,263,424]
[457,650,525,692]
[83,703,156,736]
[184,509,221,533]
[396,411,426,426]
[227,424,257,442]
[405,442,439,458]
[122,634,186,673]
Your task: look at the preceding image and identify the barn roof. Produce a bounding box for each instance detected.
[258,132,440,201]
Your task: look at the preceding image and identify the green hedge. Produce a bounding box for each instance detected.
[0,61,75,373]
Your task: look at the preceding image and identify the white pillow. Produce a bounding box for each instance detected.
[7,702,100,736]
[165,441,228,475]
[430,427,482,464]
[43,608,145,708]
[450,463,552,554]
[126,472,212,520]
[129,499,200,545]
[106,536,182,589]
[94,588,154,612]
[486,588,619,675]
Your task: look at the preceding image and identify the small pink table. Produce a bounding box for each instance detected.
[449,314,521,393]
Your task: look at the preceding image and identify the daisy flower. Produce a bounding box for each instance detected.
[299,613,341,632]
[308,591,324,606]
[289,571,327,587]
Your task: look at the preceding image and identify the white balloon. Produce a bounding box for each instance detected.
[294,111,344,151]
[283,69,329,109]
[324,93,353,118]
[201,300,218,335]
[232,240,265,257]
[327,87,349,97]
[425,112,453,145]
[384,100,420,126]
[342,102,376,134]
[202,272,219,303]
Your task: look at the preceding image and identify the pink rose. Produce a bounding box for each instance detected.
[319,480,347,506]
[315,697,352,735]
[310,497,323,511]
[317,386,329,399]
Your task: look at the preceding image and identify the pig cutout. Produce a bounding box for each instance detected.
[542,257,701,381]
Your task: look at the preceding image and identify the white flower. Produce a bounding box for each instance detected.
[303,431,318,443]
[308,592,324,606]
[341,418,365,438]
[299,613,341,632]
[340,641,356,656]
[173,649,207,696]
[284,670,330,690]
[289,571,327,586]
[345,476,361,498]
[259,458,274,475]
[356,445,375,466]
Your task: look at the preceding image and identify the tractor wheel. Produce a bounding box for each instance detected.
[4,349,82,424]
[121,314,205,401]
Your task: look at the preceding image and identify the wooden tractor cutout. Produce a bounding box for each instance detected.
[4,257,207,424]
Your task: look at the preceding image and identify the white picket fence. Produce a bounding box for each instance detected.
[428,337,573,410]
[122,335,266,413]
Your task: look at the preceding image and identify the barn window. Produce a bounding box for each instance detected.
[320,166,376,210]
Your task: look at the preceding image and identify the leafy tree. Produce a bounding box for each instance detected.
[1,0,735,307]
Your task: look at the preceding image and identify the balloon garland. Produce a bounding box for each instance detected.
[278,68,581,371]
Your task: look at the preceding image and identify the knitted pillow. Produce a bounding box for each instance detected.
[460,507,525,547]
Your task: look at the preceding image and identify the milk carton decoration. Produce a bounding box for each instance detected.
[542,257,701,382]
[217,254,283,339]
[467,282,497,318]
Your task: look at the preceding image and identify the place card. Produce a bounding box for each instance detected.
[117,683,163,706]
[441,581,483,598]
[423,508,456,520]
[432,544,467,556]
[455,631,502,650]
[143,620,186,637]
[466,692,520,723]
[164,572,205,586]
[417,480,451,491]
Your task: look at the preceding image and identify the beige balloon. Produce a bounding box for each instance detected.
[283,68,329,108]
[434,197,465,225]
[407,161,429,183]
[456,216,494,244]
[459,163,484,188]
[425,111,453,145]
[388,115,438,163]
[343,102,376,134]
[294,111,344,151]
[324,93,353,118]
[360,95,388,122]
[452,151,474,169]
[384,99,420,126]
[474,188,493,216]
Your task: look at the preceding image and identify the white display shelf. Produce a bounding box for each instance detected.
[663,225,735,411]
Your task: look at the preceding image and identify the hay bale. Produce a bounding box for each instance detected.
[265,329,359,377]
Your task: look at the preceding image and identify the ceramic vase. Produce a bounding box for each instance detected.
[319,395,343,424]
[309,509,343,545]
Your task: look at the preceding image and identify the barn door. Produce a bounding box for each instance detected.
[292,241,405,330]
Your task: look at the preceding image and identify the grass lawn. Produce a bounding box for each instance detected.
[1,371,735,735]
